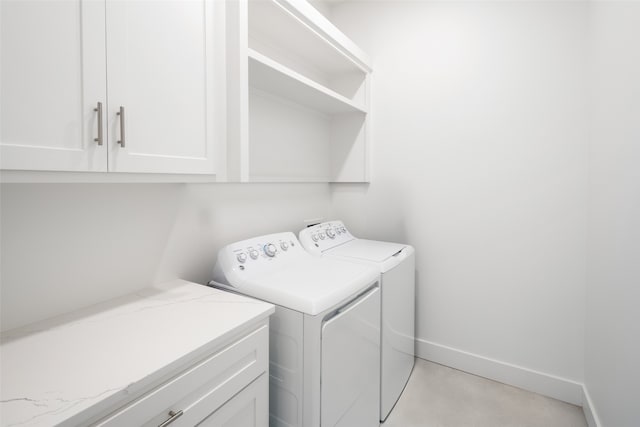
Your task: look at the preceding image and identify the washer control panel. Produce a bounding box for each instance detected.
[213,232,305,284]
[299,220,354,255]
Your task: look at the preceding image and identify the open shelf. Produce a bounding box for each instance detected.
[225,0,371,183]
[248,0,371,77]
[248,86,367,183]
[248,49,367,114]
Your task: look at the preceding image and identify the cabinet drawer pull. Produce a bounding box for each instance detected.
[117,106,126,148]
[158,410,183,427]
[93,102,103,146]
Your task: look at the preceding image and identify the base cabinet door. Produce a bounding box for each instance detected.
[0,0,107,172]
[198,374,268,427]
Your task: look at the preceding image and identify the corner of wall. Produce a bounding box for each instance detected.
[582,385,602,427]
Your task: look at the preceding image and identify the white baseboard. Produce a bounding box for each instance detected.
[582,386,602,427]
[416,338,584,405]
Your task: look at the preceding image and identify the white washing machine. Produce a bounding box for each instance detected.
[299,221,415,422]
[210,232,381,427]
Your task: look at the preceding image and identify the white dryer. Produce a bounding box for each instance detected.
[299,221,415,422]
[210,232,380,427]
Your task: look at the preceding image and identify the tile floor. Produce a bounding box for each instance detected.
[383,359,587,427]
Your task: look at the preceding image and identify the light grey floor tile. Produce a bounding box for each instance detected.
[383,358,587,427]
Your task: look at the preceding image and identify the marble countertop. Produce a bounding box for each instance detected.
[0,280,274,427]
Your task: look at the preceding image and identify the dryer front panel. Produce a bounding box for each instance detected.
[321,286,380,427]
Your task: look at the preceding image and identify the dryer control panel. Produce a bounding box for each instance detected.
[299,220,355,255]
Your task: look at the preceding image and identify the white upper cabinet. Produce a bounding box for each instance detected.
[105,0,219,174]
[1,0,222,177]
[0,0,107,172]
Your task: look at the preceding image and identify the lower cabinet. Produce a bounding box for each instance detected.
[93,323,268,427]
[198,374,268,427]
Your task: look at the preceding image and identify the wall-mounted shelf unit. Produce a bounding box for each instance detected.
[227,0,373,183]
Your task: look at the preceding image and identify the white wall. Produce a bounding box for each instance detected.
[0,183,329,331]
[585,2,640,426]
[329,1,589,402]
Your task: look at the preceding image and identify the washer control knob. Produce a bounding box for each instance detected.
[264,243,277,257]
[319,232,326,240]
[311,234,319,242]
[236,252,247,263]
[249,249,259,260]
[280,241,289,251]
[326,228,336,239]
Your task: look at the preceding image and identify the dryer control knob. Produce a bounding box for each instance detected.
[280,241,289,251]
[326,228,336,239]
[264,243,277,257]
[249,249,259,259]
[237,252,247,263]
[311,234,319,242]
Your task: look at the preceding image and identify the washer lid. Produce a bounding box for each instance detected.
[328,239,407,263]
[217,256,379,316]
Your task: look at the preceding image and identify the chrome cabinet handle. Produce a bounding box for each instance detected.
[158,410,183,427]
[93,102,103,146]
[117,106,125,148]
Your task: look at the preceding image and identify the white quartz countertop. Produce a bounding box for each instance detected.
[0,280,274,427]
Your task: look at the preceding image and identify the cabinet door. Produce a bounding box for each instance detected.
[197,374,268,427]
[105,0,219,174]
[0,0,107,171]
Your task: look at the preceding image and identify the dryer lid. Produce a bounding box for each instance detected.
[328,239,407,263]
